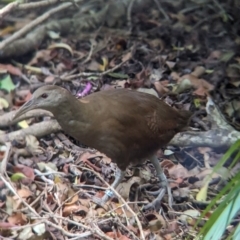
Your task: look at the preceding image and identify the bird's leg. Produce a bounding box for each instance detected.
[149,155,173,208]
[92,167,125,206]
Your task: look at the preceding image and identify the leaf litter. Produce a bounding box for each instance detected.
[0,0,240,239]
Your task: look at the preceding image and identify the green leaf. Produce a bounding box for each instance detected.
[11,173,26,182]
[220,51,235,62]
[0,74,16,92]
[195,140,240,240]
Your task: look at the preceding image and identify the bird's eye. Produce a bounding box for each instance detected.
[41,93,48,99]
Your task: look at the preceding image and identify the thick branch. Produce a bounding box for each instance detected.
[0,109,52,128]
[0,118,239,148]
[0,120,61,143]
[170,129,240,149]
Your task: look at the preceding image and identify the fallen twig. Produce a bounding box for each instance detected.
[81,167,146,240]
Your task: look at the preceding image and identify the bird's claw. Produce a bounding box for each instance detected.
[91,190,113,207]
[91,196,106,207]
[144,179,173,210]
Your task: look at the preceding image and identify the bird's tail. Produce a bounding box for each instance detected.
[177,110,193,131]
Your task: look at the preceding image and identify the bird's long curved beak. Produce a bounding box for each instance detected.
[13,98,37,121]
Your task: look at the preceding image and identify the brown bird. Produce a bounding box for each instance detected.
[13,85,191,206]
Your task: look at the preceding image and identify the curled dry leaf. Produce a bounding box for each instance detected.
[161,159,175,169]
[116,176,142,200]
[178,209,201,226]
[145,212,167,232]
[48,43,73,56]
[25,135,44,155]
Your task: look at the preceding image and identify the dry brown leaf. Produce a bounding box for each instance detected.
[78,151,106,163]
[170,72,180,81]
[44,75,55,83]
[161,159,175,170]
[79,198,90,207]
[122,51,132,62]
[154,81,169,95]
[149,39,165,51]
[56,182,69,202]
[17,188,33,199]
[207,50,222,60]
[163,220,179,234]
[28,49,53,66]
[198,147,212,155]
[63,204,88,217]
[175,73,214,96]
[172,187,190,198]
[0,64,22,76]
[119,235,131,240]
[191,66,205,77]
[7,212,27,225]
[64,188,79,205]
[168,163,189,179]
[26,135,44,155]
[14,89,32,107]
[0,221,16,229]
[101,154,112,164]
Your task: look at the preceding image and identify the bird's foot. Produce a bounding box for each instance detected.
[91,190,114,207]
[161,179,173,208]
[91,196,106,207]
[143,179,173,210]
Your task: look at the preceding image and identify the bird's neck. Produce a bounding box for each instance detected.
[50,94,89,136]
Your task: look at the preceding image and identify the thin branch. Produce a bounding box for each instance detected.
[0,0,83,50]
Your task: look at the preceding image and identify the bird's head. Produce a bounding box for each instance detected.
[13,85,69,120]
